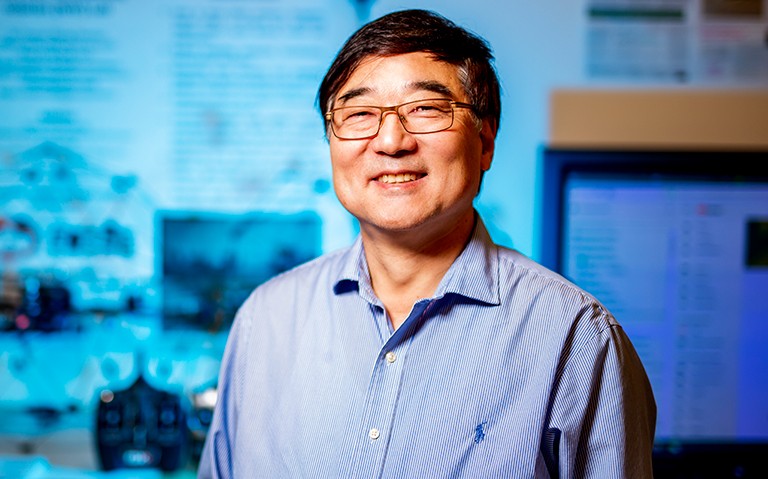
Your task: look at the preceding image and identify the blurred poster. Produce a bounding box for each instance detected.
[166,1,355,211]
[0,0,358,213]
[586,0,690,82]
[586,0,768,84]
[698,0,768,82]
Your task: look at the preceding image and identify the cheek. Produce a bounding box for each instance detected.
[330,141,363,171]
[439,138,484,176]
[329,148,360,200]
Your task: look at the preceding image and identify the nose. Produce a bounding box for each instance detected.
[371,110,417,156]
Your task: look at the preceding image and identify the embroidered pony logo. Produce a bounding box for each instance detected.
[474,421,488,444]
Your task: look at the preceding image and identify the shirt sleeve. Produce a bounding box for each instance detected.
[197,308,248,479]
[544,321,657,479]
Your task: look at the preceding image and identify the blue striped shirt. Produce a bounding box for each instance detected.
[197,218,656,478]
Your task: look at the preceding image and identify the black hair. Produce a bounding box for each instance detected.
[317,9,501,136]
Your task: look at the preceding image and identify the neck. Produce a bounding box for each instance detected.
[360,211,476,329]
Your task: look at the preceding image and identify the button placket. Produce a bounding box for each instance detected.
[349,301,431,476]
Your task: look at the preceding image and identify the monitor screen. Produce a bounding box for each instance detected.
[158,211,322,332]
[540,148,768,475]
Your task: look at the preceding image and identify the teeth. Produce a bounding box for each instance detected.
[379,173,419,184]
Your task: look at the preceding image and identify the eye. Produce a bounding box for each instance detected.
[413,105,438,113]
[341,107,377,123]
[406,100,450,117]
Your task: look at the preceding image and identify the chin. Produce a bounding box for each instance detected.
[359,213,425,233]
[369,219,421,232]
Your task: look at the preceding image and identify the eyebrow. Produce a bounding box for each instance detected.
[336,87,371,105]
[410,80,454,98]
[335,80,456,106]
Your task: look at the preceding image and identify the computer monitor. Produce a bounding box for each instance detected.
[540,148,768,477]
[158,210,321,332]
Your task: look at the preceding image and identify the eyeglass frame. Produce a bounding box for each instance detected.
[324,98,477,140]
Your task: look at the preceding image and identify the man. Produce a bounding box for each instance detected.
[198,9,655,478]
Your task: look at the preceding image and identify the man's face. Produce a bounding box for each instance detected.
[328,52,495,238]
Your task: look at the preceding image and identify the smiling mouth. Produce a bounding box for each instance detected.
[377,173,425,184]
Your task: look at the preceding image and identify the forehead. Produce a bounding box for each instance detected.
[335,52,465,104]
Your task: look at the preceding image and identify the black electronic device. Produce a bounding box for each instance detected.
[540,148,768,478]
[95,375,189,472]
[21,282,72,332]
[2,278,73,332]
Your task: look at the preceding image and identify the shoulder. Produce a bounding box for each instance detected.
[492,246,649,385]
[225,246,352,353]
[493,245,618,336]
[255,246,349,293]
[234,246,350,320]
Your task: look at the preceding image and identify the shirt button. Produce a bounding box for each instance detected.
[368,428,380,440]
[385,351,396,363]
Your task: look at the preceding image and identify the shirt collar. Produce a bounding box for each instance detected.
[332,235,374,300]
[333,215,500,306]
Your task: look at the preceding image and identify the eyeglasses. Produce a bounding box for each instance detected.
[325,98,476,140]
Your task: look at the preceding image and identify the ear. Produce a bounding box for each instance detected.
[478,119,495,171]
